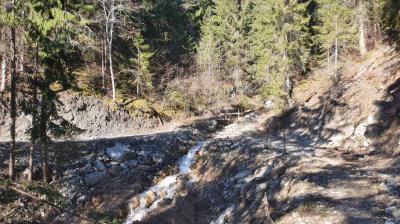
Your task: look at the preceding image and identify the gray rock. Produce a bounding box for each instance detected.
[94,159,106,171]
[386,206,400,218]
[136,164,151,171]
[126,160,138,169]
[106,144,134,163]
[84,171,106,187]
[152,153,165,163]
[108,164,123,176]
[231,170,252,181]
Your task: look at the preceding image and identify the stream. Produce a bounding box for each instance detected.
[124,141,205,223]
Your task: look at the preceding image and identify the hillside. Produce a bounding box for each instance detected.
[1,0,400,223]
[1,44,399,224]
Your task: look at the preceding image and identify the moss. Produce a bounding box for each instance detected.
[236,95,253,110]
[166,90,187,110]
[126,99,152,113]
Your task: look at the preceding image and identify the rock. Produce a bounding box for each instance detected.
[365,124,384,138]
[82,164,95,175]
[130,197,141,209]
[106,144,134,163]
[126,160,138,169]
[137,164,152,171]
[108,164,123,176]
[231,170,252,182]
[132,182,144,193]
[152,153,165,163]
[94,159,106,171]
[84,171,106,187]
[386,206,400,218]
[144,191,157,208]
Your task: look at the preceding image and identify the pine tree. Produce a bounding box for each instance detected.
[250,0,310,106]
[25,0,81,182]
[197,0,254,98]
[315,0,357,79]
[0,0,21,180]
[131,32,154,96]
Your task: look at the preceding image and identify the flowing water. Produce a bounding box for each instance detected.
[124,141,205,223]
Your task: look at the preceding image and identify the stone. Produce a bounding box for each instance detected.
[108,164,123,176]
[152,153,165,163]
[84,171,106,187]
[231,170,252,181]
[137,164,152,171]
[386,206,400,218]
[144,191,157,208]
[130,196,141,209]
[106,144,134,163]
[94,159,106,171]
[126,160,138,169]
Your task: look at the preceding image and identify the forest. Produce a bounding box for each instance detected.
[0,0,400,223]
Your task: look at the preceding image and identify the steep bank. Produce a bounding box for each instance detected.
[0,93,165,141]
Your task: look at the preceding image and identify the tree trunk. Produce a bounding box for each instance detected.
[9,0,17,180]
[0,57,6,93]
[358,0,367,56]
[327,45,330,70]
[0,25,5,93]
[28,144,34,181]
[29,45,39,182]
[137,46,141,96]
[29,86,38,181]
[334,18,339,82]
[39,96,49,183]
[109,41,116,101]
[101,38,106,90]
[108,0,116,101]
[41,141,49,183]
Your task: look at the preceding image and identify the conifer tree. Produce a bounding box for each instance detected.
[131,32,153,96]
[250,0,310,106]
[197,0,253,98]
[315,0,357,79]
[25,0,81,182]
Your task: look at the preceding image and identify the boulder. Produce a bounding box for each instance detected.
[84,171,106,187]
[108,164,123,176]
[130,196,141,209]
[144,191,157,208]
[126,160,138,169]
[106,144,134,163]
[386,206,400,218]
[94,159,106,171]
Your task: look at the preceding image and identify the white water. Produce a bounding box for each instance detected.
[124,141,205,223]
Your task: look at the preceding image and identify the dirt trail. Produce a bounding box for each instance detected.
[134,114,399,224]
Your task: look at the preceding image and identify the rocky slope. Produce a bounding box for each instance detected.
[0,93,163,142]
[123,45,400,224]
[0,117,222,223]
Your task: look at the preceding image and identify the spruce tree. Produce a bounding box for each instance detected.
[25,0,81,182]
[250,0,310,106]
[197,0,253,98]
[131,32,154,96]
[315,0,357,79]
